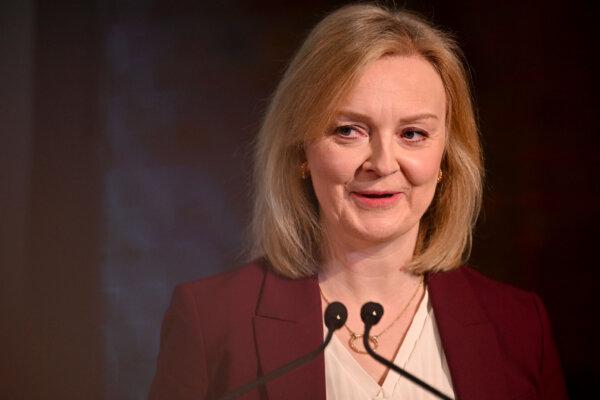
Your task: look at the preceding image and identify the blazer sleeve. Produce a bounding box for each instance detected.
[149,284,209,400]
[531,294,569,400]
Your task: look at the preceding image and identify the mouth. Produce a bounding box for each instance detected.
[352,190,400,198]
[350,191,402,208]
[354,192,395,198]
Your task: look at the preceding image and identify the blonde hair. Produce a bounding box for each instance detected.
[251,3,483,278]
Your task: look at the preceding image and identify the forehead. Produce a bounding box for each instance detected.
[335,55,446,120]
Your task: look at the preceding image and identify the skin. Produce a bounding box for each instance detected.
[306,54,447,384]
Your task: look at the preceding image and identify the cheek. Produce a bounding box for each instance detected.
[401,149,444,185]
[307,143,359,185]
[306,143,361,216]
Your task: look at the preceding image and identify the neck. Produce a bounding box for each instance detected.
[318,224,421,303]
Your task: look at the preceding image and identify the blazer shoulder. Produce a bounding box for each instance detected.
[151,261,269,399]
[433,266,551,355]
[454,267,567,398]
[459,266,537,305]
[429,265,545,329]
[173,260,268,321]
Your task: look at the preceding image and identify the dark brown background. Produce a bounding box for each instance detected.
[1,0,597,399]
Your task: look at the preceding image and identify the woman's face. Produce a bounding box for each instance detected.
[305,55,446,248]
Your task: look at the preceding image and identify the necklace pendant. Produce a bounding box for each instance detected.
[348,332,378,354]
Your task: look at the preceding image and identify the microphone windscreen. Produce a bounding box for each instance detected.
[324,302,348,330]
[361,302,384,326]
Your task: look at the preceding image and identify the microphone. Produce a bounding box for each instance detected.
[361,302,455,400]
[216,302,347,400]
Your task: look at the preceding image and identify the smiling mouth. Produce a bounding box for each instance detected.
[356,193,394,198]
[352,191,399,197]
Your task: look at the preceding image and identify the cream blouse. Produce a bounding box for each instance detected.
[323,288,455,400]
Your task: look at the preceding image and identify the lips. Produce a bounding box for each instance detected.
[352,190,400,197]
[350,190,403,208]
[354,192,395,198]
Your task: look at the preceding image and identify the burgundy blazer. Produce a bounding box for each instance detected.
[149,261,568,400]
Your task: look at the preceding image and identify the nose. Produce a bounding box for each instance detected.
[363,136,400,177]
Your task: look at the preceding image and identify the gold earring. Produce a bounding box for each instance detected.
[437,169,443,183]
[300,162,310,179]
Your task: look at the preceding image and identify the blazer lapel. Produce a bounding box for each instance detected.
[253,270,326,400]
[428,269,510,400]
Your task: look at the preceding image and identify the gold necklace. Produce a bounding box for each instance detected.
[319,276,423,354]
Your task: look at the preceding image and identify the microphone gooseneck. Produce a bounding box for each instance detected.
[216,302,347,400]
[360,302,455,400]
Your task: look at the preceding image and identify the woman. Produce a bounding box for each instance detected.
[149,4,568,400]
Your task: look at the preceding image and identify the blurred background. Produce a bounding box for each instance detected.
[1,0,597,399]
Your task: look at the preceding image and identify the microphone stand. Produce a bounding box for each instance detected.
[216,302,347,400]
[362,303,455,400]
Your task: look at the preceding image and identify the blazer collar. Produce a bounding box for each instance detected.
[252,266,510,400]
[253,269,326,400]
[428,268,510,400]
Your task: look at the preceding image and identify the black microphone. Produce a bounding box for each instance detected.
[216,302,347,400]
[361,302,455,400]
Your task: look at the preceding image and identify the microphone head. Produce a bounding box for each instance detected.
[324,302,348,331]
[361,302,384,326]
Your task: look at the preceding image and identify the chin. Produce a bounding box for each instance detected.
[350,221,414,245]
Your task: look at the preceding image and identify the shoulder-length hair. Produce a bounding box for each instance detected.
[250,3,483,278]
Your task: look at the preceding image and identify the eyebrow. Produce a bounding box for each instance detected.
[335,110,440,124]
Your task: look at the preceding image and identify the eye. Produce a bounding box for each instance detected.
[333,124,367,139]
[401,128,428,142]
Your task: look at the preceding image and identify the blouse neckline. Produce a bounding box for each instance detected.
[325,288,430,398]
